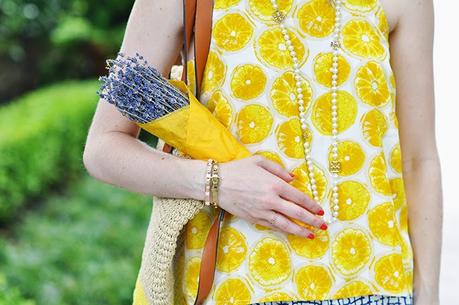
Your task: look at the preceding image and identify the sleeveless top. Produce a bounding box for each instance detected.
[173,0,414,304]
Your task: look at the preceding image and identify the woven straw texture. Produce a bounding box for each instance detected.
[137,194,204,305]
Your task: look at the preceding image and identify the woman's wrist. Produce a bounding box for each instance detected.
[177,158,208,201]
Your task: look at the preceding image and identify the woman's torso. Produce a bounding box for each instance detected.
[174,0,414,304]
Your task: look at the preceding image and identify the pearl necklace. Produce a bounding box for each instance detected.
[269,0,343,224]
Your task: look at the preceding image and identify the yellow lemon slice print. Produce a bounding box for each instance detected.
[213,13,254,52]
[390,177,406,210]
[342,19,386,59]
[206,90,234,128]
[295,265,333,300]
[201,51,226,94]
[333,280,373,299]
[248,0,293,22]
[390,144,402,174]
[257,291,296,303]
[328,180,371,221]
[360,108,388,147]
[255,150,286,168]
[271,71,313,117]
[312,90,358,135]
[355,61,390,107]
[314,52,351,87]
[331,228,372,276]
[256,27,308,69]
[216,227,248,273]
[373,253,406,294]
[215,0,241,9]
[287,227,330,259]
[343,0,377,12]
[213,277,253,305]
[368,152,392,196]
[236,104,273,144]
[184,256,201,297]
[230,64,267,100]
[248,237,292,287]
[376,7,390,41]
[290,161,328,201]
[368,202,402,246]
[185,210,211,249]
[275,118,312,159]
[297,0,336,38]
[327,141,366,176]
[399,205,408,233]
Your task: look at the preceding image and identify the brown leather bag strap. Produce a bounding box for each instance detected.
[167,0,222,303]
[190,2,222,303]
[194,207,225,305]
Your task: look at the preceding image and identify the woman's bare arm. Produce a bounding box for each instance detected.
[82,0,326,238]
[389,0,442,304]
[83,0,208,200]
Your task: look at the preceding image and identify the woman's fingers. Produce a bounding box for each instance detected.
[261,211,316,238]
[273,197,327,231]
[255,156,294,182]
[278,182,325,216]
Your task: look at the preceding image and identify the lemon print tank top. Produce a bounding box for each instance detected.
[173,0,414,304]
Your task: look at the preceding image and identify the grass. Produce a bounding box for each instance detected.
[0,174,152,305]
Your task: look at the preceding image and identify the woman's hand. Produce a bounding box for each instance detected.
[217,155,327,239]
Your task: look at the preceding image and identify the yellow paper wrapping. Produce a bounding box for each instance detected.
[138,79,251,162]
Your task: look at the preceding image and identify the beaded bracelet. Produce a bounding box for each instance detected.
[204,159,215,206]
[209,162,220,209]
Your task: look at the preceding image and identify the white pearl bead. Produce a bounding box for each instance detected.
[273,0,343,222]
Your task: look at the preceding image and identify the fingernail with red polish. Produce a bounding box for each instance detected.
[320,223,328,230]
[307,233,315,239]
[317,209,325,216]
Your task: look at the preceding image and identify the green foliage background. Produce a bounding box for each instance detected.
[0,1,160,304]
[0,0,134,102]
[0,81,99,221]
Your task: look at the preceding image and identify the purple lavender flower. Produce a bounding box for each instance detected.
[97,52,189,123]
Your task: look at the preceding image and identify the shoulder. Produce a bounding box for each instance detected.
[379,0,434,34]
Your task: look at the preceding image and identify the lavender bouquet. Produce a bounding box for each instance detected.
[97,52,250,162]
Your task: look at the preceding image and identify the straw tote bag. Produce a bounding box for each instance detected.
[163,1,226,304]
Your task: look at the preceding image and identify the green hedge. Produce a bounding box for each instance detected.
[0,80,99,221]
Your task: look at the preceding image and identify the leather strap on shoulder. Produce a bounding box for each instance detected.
[162,0,197,154]
[163,0,213,154]
[194,0,214,95]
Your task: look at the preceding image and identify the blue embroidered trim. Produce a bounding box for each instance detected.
[250,295,413,305]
